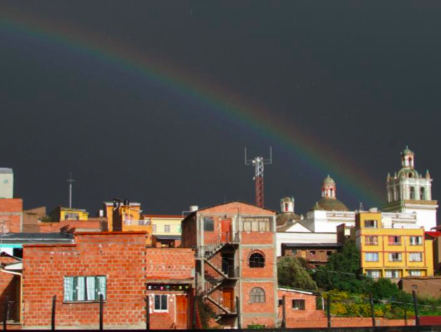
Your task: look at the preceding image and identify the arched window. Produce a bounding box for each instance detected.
[249,252,265,268]
[410,187,415,200]
[420,187,426,200]
[250,287,265,303]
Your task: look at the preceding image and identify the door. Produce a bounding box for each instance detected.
[222,288,234,311]
[176,295,188,329]
[221,219,232,242]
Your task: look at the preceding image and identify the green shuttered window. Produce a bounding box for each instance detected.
[64,276,106,302]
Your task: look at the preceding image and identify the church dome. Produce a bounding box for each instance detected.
[402,146,414,156]
[311,198,350,212]
[397,168,419,179]
[323,175,335,186]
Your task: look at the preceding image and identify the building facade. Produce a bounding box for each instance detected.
[0,168,13,199]
[181,201,278,328]
[355,210,434,279]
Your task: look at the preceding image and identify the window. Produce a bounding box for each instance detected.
[410,187,416,200]
[327,251,332,257]
[243,218,271,232]
[291,249,298,255]
[388,236,401,245]
[365,236,378,245]
[292,300,305,310]
[409,270,422,277]
[249,253,265,268]
[409,253,423,262]
[154,294,168,311]
[64,276,106,302]
[152,224,157,233]
[420,187,426,200]
[385,270,400,278]
[204,217,214,232]
[365,253,379,262]
[310,251,316,256]
[389,253,402,262]
[364,220,378,228]
[366,270,381,278]
[250,287,265,303]
[164,225,170,233]
[410,236,422,246]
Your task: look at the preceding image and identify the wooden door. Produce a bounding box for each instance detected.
[222,288,234,311]
[221,219,232,242]
[176,295,188,329]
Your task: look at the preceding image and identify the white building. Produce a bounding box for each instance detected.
[0,168,13,199]
[383,147,438,230]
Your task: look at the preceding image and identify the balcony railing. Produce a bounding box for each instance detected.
[124,219,151,226]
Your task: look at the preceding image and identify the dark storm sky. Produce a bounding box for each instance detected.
[1,1,440,216]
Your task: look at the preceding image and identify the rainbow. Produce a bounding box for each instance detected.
[0,9,384,207]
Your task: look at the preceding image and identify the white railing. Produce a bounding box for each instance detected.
[124,219,151,226]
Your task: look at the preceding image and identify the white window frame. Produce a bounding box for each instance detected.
[409,270,422,276]
[366,270,381,278]
[385,270,400,278]
[409,253,423,262]
[388,253,402,262]
[365,253,379,262]
[153,294,169,312]
[410,236,422,246]
[64,276,106,302]
[164,225,171,233]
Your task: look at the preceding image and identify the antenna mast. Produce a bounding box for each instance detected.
[245,147,272,208]
[67,172,75,208]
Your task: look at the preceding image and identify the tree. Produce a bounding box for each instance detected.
[314,240,372,293]
[278,256,318,291]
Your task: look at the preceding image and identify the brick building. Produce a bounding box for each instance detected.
[0,198,23,233]
[0,231,196,329]
[181,201,278,328]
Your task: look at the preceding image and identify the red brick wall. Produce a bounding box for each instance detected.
[242,282,276,314]
[146,248,194,280]
[22,232,147,328]
[0,256,21,322]
[38,220,102,233]
[0,198,23,233]
[181,215,197,248]
[242,232,274,245]
[146,291,191,329]
[242,248,275,279]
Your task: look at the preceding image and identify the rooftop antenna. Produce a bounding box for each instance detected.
[245,147,272,208]
[67,172,75,208]
[359,201,365,211]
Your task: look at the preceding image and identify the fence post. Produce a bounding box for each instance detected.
[99,294,104,331]
[51,295,56,331]
[3,296,8,331]
[404,303,408,326]
[412,290,420,326]
[281,295,286,328]
[236,296,241,330]
[369,292,375,328]
[145,296,150,330]
[327,294,331,328]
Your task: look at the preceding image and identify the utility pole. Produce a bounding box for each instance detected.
[245,147,272,208]
[67,172,75,208]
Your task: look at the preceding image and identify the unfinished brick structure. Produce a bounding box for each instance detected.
[22,232,147,329]
[181,201,278,328]
[0,199,23,233]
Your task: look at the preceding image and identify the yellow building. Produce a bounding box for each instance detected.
[49,206,89,221]
[356,209,433,279]
[143,214,183,248]
[103,201,152,246]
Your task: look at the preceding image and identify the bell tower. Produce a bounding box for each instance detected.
[322,175,336,199]
[384,147,438,230]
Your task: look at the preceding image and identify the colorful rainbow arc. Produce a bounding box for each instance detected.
[0,11,384,207]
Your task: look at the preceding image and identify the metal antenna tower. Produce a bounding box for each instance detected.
[67,172,75,208]
[245,147,272,208]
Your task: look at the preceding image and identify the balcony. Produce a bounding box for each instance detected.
[124,219,151,226]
